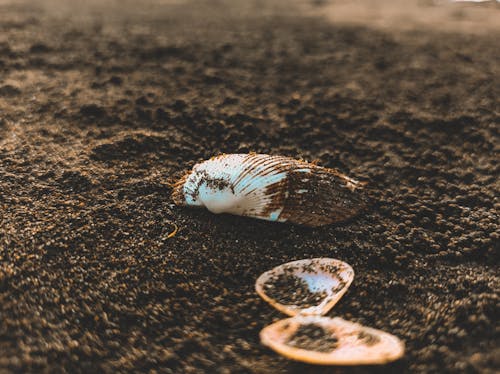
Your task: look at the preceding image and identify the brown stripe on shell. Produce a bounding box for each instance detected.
[279,165,366,227]
[259,178,289,219]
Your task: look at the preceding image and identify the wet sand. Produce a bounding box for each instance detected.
[0,0,499,372]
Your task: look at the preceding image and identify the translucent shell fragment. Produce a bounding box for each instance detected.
[172,153,365,227]
[260,315,405,365]
[255,258,354,316]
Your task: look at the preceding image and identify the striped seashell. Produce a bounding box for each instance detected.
[171,153,365,227]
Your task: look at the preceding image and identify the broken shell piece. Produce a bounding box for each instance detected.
[260,315,405,365]
[255,258,354,316]
[172,153,365,227]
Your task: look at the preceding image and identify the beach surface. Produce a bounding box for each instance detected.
[0,0,498,372]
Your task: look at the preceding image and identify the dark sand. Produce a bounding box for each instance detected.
[0,0,499,372]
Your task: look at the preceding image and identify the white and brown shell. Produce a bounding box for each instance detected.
[260,315,405,365]
[172,154,365,227]
[255,258,354,316]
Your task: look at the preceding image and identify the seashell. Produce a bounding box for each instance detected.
[255,258,354,316]
[260,315,405,365]
[172,153,365,227]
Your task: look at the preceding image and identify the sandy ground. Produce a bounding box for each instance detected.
[304,0,500,34]
[0,0,499,372]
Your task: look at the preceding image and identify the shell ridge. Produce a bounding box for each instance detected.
[238,169,289,220]
[233,156,287,194]
[239,182,284,212]
[237,171,287,195]
[230,154,269,188]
